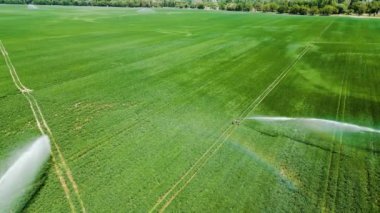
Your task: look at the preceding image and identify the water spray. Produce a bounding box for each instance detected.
[0,135,51,211]
[246,116,380,134]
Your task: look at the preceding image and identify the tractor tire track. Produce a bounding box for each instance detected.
[320,71,346,212]
[331,73,349,212]
[0,40,85,212]
[27,94,86,212]
[317,21,334,42]
[150,44,312,212]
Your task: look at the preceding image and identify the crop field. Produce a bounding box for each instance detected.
[0,4,380,212]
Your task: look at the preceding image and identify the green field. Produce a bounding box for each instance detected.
[0,5,380,212]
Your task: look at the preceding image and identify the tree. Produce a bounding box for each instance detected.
[368,1,380,16]
[309,6,319,15]
[196,3,205,9]
[241,2,253,11]
[289,5,300,14]
[336,3,347,14]
[268,2,279,12]
[226,2,236,11]
[352,2,367,15]
[262,3,270,12]
[218,2,226,10]
[253,2,263,11]
[299,5,309,15]
[320,5,337,15]
[236,3,243,11]
[277,5,288,14]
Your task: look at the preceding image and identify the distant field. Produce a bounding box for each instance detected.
[0,5,379,212]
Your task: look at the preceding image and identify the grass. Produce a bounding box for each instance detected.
[0,4,379,212]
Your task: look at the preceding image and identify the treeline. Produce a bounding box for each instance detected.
[1,0,379,16]
[249,0,380,16]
